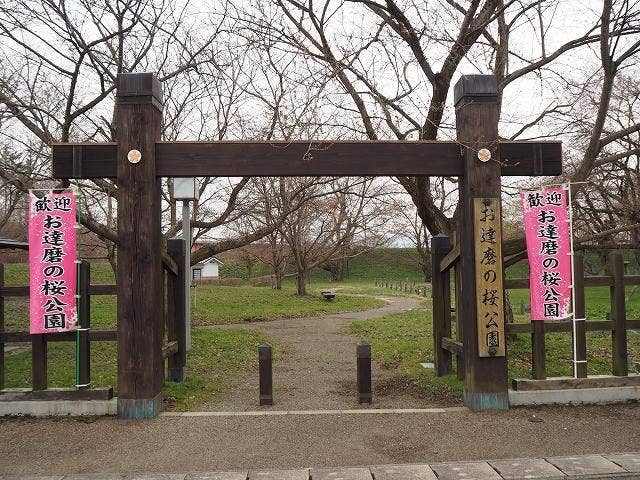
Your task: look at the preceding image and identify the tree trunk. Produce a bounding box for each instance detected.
[296,270,307,295]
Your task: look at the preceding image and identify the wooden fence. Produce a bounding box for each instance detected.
[374,280,428,296]
[431,236,640,385]
[0,237,186,400]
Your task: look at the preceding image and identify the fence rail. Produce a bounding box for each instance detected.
[0,237,187,398]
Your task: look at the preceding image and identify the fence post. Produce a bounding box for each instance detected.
[259,343,273,406]
[573,253,587,378]
[357,341,372,404]
[531,321,546,380]
[167,238,187,382]
[611,252,628,376]
[78,262,91,389]
[431,234,452,376]
[0,264,4,390]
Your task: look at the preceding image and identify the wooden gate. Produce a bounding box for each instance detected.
[51,72,561,418]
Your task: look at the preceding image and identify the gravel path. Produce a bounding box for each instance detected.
[197,295,448,411]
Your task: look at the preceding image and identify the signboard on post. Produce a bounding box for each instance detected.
[474,197,505,357]
[521,186,572,320]
[29,190,78,334]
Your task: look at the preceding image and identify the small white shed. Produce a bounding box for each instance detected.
[192,256,224,280]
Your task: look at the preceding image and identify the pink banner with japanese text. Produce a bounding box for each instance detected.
[29,190,78,334]
[521,187,572,321]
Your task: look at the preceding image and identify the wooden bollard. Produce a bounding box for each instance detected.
[259,343,273,406]
[357,341,372,404]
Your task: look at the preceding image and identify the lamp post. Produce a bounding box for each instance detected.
[172,178,199,351]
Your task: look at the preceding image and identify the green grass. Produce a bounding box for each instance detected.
[346,301,464,401]
[3,327,275,411]
[192,284,385,325]
[346,284,640,396]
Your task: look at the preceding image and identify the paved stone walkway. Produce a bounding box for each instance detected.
[1,453,639,479]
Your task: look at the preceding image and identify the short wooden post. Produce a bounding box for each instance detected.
[531,321,546,380]
[610,252,628,376]
[31,334,47,391]
[78,262,91,389]
[431,234,452,376]
[455,75,508,410]
[573,253,587,378]
[167,238,187,382]
[455,267,465,381]
[0,264,4,390]
[259,343,273,406]
[115,72,165,419]
[357,341,372,404]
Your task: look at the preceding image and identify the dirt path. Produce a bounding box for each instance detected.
[197,295,454,411]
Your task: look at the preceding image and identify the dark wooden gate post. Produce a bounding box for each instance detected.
[431,234,452,376]
[455,75,509,411]
[115,73,164,419]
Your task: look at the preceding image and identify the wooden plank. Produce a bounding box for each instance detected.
[162,341,178,358]
[88,284,117,295]
[504,275,626,289]
[0,329,117,342]
[78,262,91,389]
[0,285,30,297]
[439,243,460,273]
[0,387,114,401]
[431,235,452,376]
[31,334,47,390]
[115,72,165,419]
[473,198,505,358]
[611,253,628,376]
[512,374,640,391]
[531,321,546,380]
[505,319,640,334]
[573,253,587,378]
[51,140,562,179]
[441,337,464,355]
[455,75,508,410]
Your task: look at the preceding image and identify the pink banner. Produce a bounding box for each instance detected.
[521,187,572,320]
[29,191,78,334]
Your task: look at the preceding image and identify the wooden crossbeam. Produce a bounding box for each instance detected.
[52,140,561,178]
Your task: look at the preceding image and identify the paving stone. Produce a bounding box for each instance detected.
[605,452,640,473]
[546,454,625,476]
[431,462,501,480]
[369,464,436,479]
[311,468,372,480]
[187,473,247,480]
[489,458,564,479]
[248,470,308,480]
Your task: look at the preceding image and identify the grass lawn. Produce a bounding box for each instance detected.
[1,263,383,410]
[346,282,640,399]
[346,300,464,401]
[3,327,274,411]
[192,283,385,325]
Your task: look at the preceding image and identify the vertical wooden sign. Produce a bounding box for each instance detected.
[473,197,505,357]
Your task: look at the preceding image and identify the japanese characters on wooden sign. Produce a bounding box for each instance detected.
[474,198,505,357]
[521,186,572,320]
[29,190,78,334]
